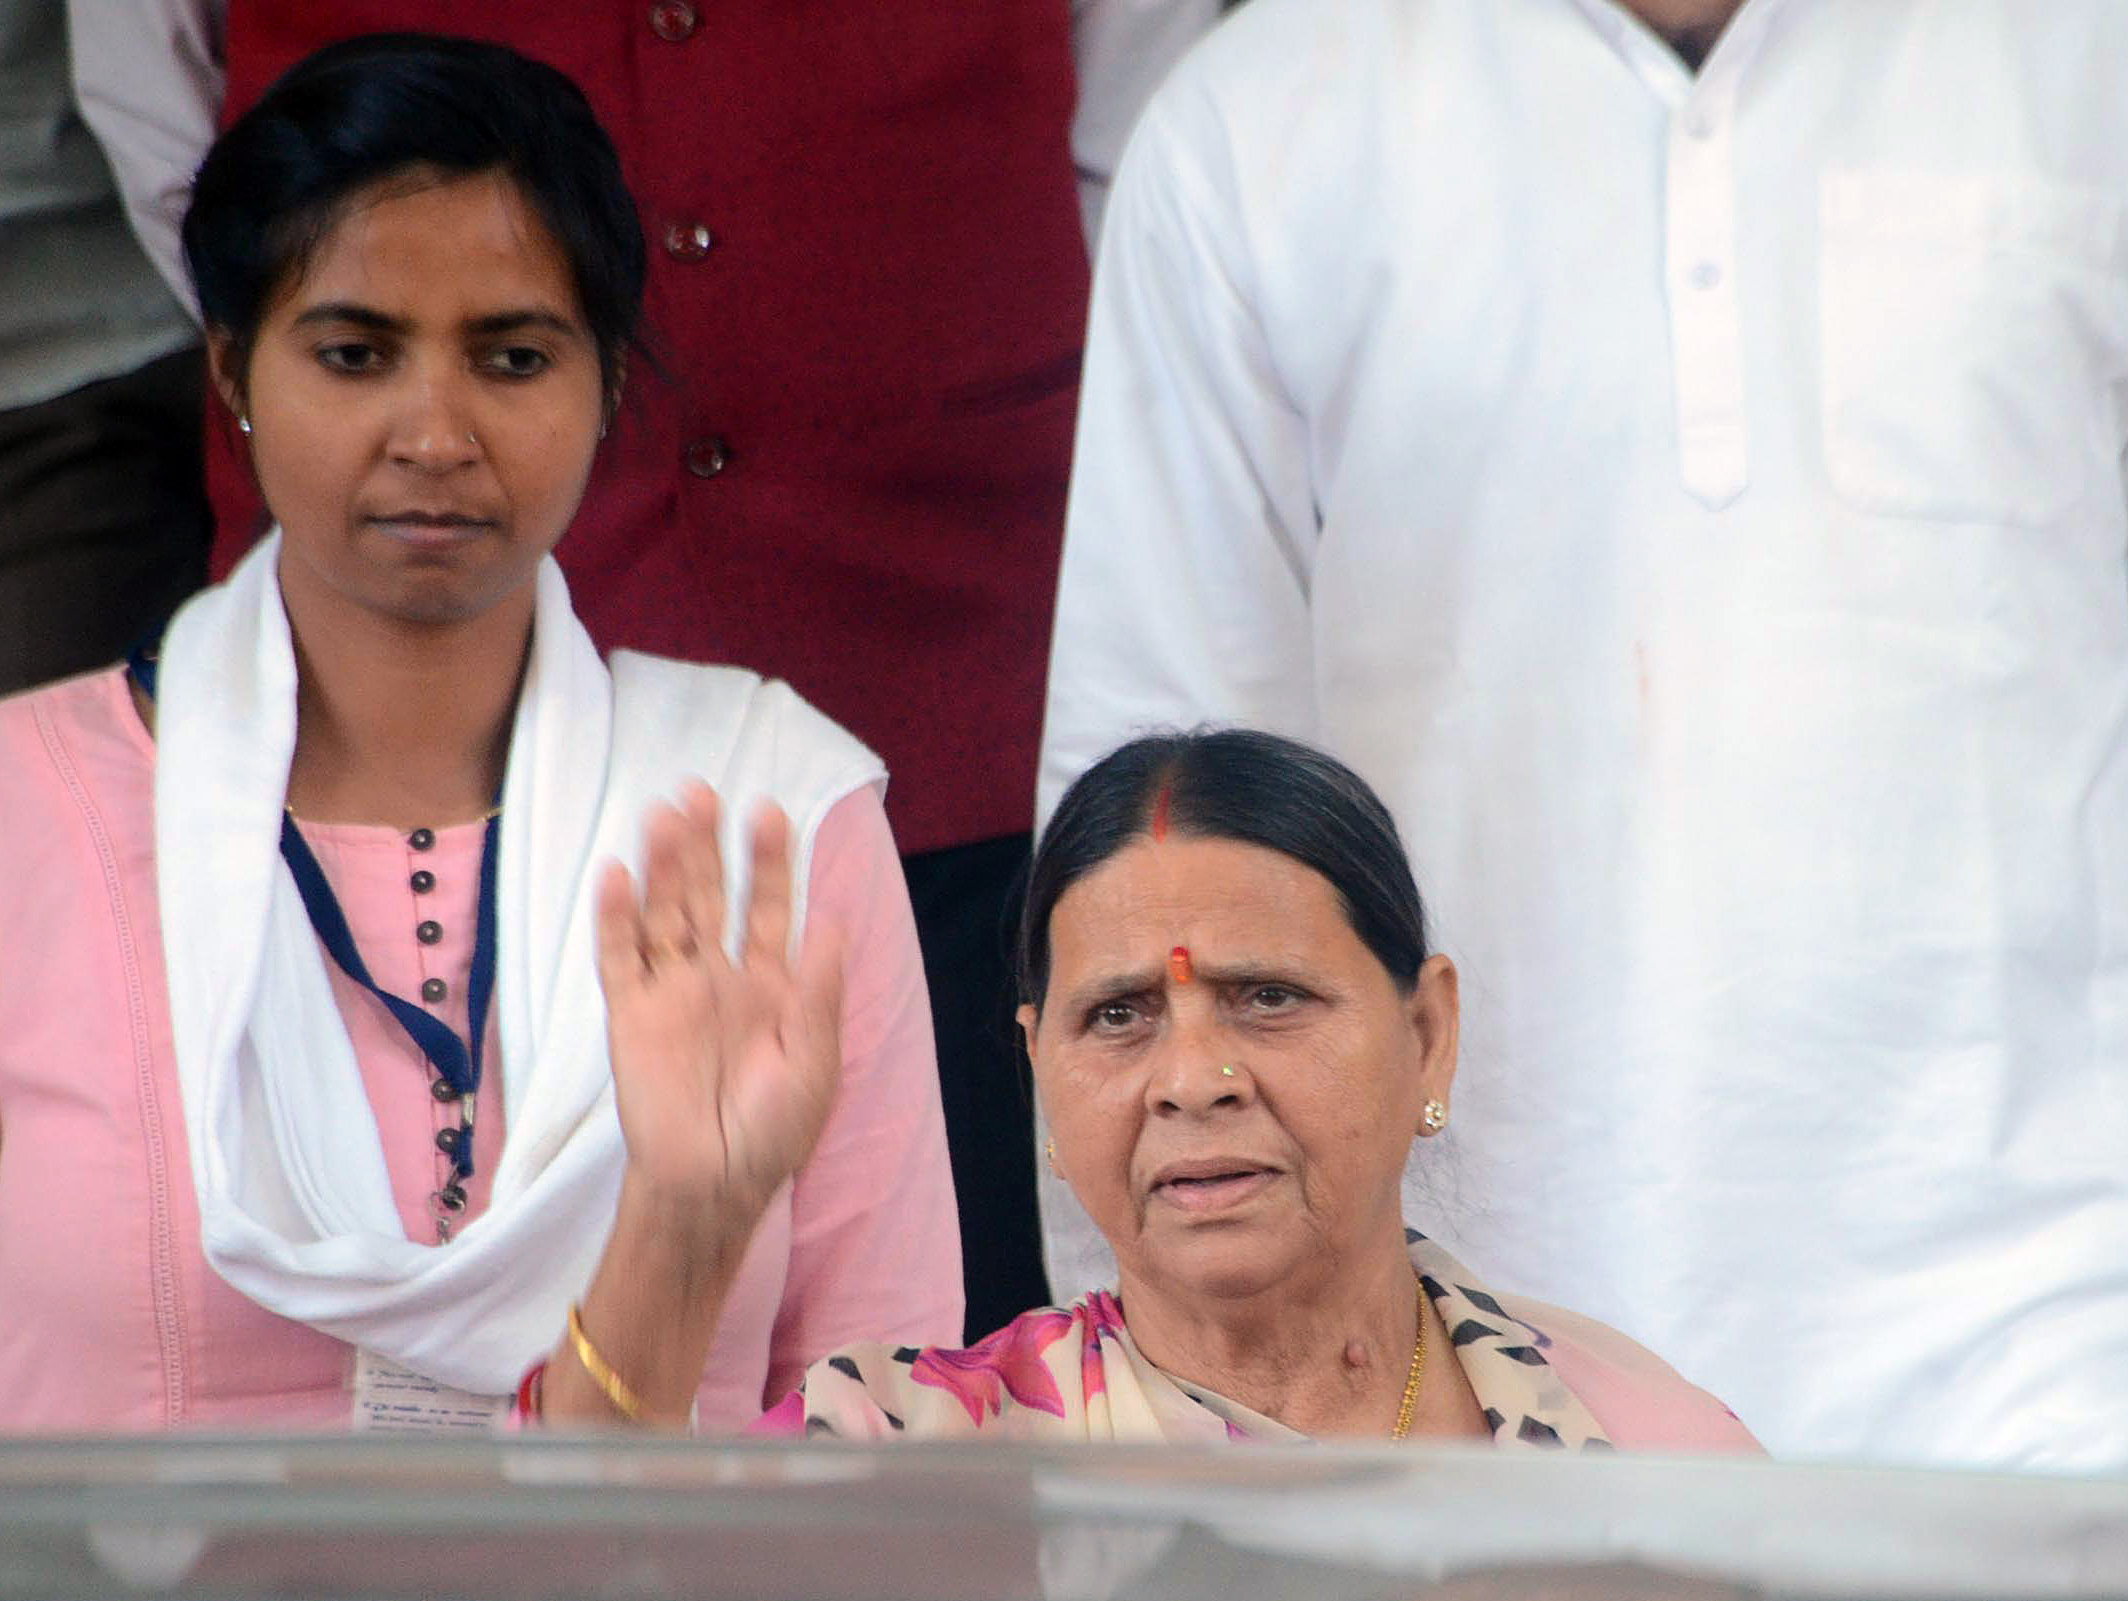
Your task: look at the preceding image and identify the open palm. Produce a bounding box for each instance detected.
[594,782,843,1217]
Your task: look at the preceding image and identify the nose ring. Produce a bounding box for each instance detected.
[1220,1065,1236,1079]
[466,430,479,448]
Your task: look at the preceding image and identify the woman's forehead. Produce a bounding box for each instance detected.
[1047,836,1347,961]
[274,168,583,324]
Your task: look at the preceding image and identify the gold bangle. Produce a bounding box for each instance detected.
[566,1302,645,1421]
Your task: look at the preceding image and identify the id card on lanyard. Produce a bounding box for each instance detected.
[351,1350,510,1433]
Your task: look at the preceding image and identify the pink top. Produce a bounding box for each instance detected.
[0,667,962,1431]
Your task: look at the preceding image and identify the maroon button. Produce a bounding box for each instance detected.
[648,0,696,41]
[685,436,730,478]
[662,221,714,261]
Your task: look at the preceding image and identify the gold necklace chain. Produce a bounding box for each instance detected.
[1390,1277,1428,1441]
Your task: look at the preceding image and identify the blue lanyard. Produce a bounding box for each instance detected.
[275,812,499,1181]
[128,638,499,1192]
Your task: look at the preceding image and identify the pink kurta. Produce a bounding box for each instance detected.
[0,667,962,1431]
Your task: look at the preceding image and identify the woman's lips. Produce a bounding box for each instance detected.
[1151,1167,1276,1214]
[366,513,497,550]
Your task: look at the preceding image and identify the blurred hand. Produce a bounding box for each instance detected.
[595,781,843,1224]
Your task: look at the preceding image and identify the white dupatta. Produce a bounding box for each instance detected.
[153,534,884,1394]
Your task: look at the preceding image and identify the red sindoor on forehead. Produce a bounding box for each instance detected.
[1150,779,1173,842]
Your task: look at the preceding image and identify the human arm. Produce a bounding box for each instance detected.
[67,0,227,318]
[1037,78,1320,826]
[542,784,844,1428]
[1068,0,1222,249]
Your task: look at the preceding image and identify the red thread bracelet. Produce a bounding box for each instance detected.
[515,1358,547,1424]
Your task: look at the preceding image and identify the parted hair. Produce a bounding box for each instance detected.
[1019,729,1431,1010]
[182,32,645,399]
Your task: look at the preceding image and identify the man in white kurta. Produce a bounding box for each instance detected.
[1038,0,2128,1470]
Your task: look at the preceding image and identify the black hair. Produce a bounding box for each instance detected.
[1018,729,1430,1011]
[182,32,645,400]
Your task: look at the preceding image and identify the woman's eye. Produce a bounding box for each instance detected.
[316,342,383,374]
[483,346,551,378]
[1089,999,1144,1032]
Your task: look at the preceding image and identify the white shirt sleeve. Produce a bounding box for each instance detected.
[1037,82,1320,829]
[1069,0,1222,250]
[68,0,228,320]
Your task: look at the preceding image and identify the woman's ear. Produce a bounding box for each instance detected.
[1015,1002,1041,1064]
[600,355,629,438]
[205,328,247,425]
[1407,953,1460,1122]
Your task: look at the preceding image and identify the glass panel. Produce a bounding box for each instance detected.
[2,1436,2123,1601]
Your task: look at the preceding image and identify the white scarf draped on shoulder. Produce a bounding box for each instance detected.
[152,533,885,1394]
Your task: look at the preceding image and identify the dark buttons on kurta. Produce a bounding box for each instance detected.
[421,977,448,1004]
[663,221,714,261]
[431,1077,462,1103]
[410,869,436,894]
[416,919,443,945]
[408,827,436,851]
[686,437,730,478]
[436,1182,468,1213]
[648,1,697,41]
[435,1126,464,1158]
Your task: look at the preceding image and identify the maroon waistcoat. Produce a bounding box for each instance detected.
[213,1,1089,852]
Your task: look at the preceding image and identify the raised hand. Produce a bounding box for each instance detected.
[594,780,844,1220]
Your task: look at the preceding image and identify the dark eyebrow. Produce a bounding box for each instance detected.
[289,302,404,333]
[285,304,584,340]
[465,309,585,340]
[1061,966,1164,1017]
[1191,962,1312,989]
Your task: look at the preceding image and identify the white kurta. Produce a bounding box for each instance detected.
[1037,0,2128,1471]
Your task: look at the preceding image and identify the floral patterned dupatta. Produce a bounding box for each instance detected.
[753,1234,1614,1450]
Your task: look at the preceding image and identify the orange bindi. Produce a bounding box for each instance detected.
[1168,945,1193,985]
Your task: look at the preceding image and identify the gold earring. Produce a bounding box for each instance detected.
[1045,1137,1058,1175]
[1421,1099,1448,1133]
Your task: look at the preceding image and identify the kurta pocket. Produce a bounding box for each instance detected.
[1819,170,2128,526]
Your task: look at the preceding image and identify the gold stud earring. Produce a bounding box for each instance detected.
[1045,1137,1058,1175]
[1421,1099,1448,1133]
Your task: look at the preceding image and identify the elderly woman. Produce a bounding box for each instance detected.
[0,34,960,1430]
[532,730,1755,1451]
